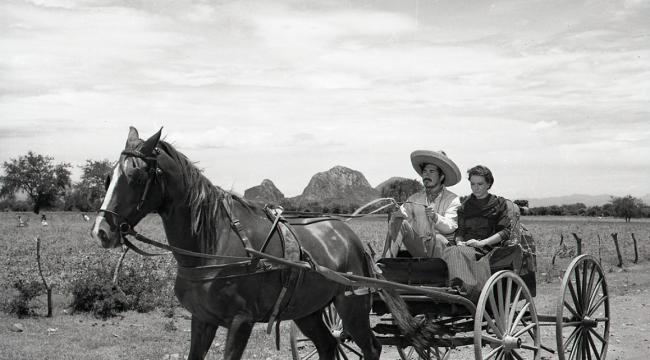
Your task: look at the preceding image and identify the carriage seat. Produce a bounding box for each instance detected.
[376,257,449,287]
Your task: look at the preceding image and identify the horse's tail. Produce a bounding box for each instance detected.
[376,283,448,357]
[362,251,447,357]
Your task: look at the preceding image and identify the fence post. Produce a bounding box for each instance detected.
[631,233,638,264]
[611,233,623,268]
[596,234,603,265]
[572,233,583,256]
[36,237,53,317]
[552,233,564,266]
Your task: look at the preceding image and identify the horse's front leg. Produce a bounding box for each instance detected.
[223,312,255,360]
[187,315,218,360]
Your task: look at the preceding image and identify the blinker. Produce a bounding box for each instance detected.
[119,223,131,233]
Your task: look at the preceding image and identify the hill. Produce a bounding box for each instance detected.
[375,176,410,194]
[290,165,379,209]
[243,179,284,204]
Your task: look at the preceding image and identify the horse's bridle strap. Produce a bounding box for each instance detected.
[122,226,251,261]
[120,149,159,211]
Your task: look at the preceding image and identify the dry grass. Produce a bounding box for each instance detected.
[1,212,649,359]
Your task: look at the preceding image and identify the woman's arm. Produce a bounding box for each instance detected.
[465,233,502,248]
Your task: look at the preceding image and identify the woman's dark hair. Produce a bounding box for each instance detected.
[467,165,494,189]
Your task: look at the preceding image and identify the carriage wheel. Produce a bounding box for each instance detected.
[397,343,451,360]
[474,270,541,360]
[556,255,610,360]
[289,303,363,360]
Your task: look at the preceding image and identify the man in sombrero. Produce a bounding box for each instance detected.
[386,150,462,258]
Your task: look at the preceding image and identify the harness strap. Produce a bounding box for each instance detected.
[123,237,170,257]
[221,197,253,252]
[122,227,250,261]
[267,267,305,349]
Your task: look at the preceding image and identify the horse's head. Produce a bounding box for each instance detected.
[91,127,165,248]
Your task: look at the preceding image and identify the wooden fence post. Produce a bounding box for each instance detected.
[631,233,638,264]
[36,237,53,317]
[611,233,623,268]
[596,234,603,265]
[552,233,564,266]
[572,233,583,256]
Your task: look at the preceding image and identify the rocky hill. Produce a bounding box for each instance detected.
[243,179,285,204]
[375,176,409,194]
[375,176,423,202]
[291,165,379,209]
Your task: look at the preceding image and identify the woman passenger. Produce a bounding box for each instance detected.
[455,165,511,253]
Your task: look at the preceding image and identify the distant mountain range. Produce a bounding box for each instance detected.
[242,167,648,208]
[243,166,380,209]
[524,194,650,207]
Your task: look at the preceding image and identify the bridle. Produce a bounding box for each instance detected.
[99,148,165,253]
[120,149,160,212]
[97,147,279,262]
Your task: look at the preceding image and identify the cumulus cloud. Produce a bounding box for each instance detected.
[1,0,648,197]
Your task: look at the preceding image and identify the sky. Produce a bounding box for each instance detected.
[1,0,649,200]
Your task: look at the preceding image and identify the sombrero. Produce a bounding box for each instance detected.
[410,150,461,186]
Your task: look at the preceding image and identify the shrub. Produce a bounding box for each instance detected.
[7,280,45,318]
[70,258,175,319]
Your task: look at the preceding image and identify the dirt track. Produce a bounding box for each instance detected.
[2,261,649,359]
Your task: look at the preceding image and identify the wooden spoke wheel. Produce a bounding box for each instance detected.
[556,255,610,360]
[474,270,541,360]
[397,344,451,360]
[290,303,363,360]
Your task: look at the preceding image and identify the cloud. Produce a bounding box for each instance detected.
[1,0,648,198]
[531,120,558,131]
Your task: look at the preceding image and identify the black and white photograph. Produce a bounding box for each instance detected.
[1,0,649,359]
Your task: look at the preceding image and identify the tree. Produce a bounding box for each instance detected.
[610,195,644,222]
[1,152,71,213]
[63,159,113,211]
[80,159,113,210]
[513,199,529,208]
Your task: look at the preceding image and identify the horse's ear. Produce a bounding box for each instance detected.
[141,127,163,155]
[126,126,140,150]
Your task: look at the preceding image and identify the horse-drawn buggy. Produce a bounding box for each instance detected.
[93,127,610,360]
[289,209,610,360]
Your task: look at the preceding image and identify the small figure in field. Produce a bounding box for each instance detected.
[41,214,48,226]
[82,213,90,222]
[18,215,27,227]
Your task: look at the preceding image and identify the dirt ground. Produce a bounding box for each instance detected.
[378,261,650,360]
[2,261,650,359]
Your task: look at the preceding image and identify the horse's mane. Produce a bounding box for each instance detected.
[156,141,256,252]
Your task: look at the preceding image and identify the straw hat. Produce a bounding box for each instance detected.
[410,150,461,186]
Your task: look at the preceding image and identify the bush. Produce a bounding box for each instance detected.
[70,259,174,319]
[7,280,45,318]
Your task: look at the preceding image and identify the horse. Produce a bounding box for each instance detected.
[90,127,382,360]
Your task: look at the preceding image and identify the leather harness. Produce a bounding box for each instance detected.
[101,148,310,345]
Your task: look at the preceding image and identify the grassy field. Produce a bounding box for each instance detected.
[1,211,649,359]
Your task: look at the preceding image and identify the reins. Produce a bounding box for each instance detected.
[106,197,410,263]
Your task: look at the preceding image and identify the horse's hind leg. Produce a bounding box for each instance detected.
[334,293,382,360]
[188,316,218,360]
[294,310,338,360]
[223,313,254,360]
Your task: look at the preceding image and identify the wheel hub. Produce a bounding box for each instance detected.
[503,335,522,351]
[581,316,598,328]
